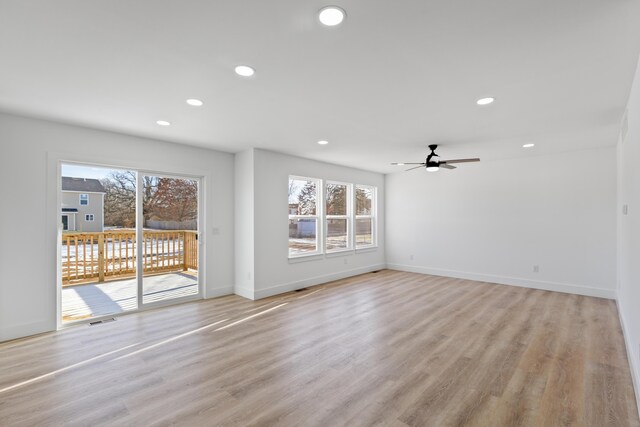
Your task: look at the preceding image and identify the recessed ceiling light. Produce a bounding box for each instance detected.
[156,120,171,126]
[317,140,329,145]
[186,98,204,107]
[476,97,495,105]
[319,6,346,26]
[235,65,255,77]
[523,143,535,148]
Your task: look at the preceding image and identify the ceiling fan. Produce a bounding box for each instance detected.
[391,145,480,172]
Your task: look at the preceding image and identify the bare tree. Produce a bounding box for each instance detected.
[101,171,137,228]
[296,181,317,215]
[102,172,197,228]
[151,178,198,221]
[326,183,347,215]
[356,187,372,215]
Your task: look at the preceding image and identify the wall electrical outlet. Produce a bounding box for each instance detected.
[623,204,629,215]
[344,258,348,265]
[533,265,540,273]
[410,254,414,261]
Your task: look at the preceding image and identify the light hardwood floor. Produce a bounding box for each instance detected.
[0,270,638,426]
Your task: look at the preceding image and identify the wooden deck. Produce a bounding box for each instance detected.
[62,230,198,286]
[62,272,198,322]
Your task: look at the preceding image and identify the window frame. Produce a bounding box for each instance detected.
[355,184,376,249]
[85,214,94,221]
[287,177,377,260]
[79,193,89,206]
[325,181,352,253]
[288,175,323,258]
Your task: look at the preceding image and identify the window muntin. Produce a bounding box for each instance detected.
[326,182,350,252]
[79,193,89,206]
[288,177,321,257]
[355,185,375,248]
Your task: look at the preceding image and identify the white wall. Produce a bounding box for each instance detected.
[618,57,640,411]
[386,147,617,298]
[0,113,235,342]
[234,149,255,298]
[235,149,386,299]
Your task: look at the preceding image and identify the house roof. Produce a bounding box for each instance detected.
[61,177,106,193]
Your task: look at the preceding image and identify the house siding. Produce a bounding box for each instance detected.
[62,191,103,232]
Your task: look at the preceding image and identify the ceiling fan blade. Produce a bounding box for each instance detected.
[440,164,456,169]
[405,165,425,171]
[442,158,480,164]
[391,162,425,165]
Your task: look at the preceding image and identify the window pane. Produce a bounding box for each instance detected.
[142,176,199,305]
[327,218,348,251]
[289,218,317,255]
[356,218,373,246]
[356,187,372,215]
[289,178,317,215]
[326,183,347,216]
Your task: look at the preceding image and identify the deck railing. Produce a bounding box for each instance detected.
[62,230,198,286]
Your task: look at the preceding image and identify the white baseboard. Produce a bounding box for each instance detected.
[0,319,55,343]
[386,264,616,299]
[234,285,255,300]
[205,284,234,299]
[251,264,387,300]
[617,299,640,417]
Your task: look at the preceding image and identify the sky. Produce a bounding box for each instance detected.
[61,163,123,180]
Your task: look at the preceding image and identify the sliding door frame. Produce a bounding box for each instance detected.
[53,155,207,329]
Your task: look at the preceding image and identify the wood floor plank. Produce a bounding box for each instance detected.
[0,270,638,426]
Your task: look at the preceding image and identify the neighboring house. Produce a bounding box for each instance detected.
[61,177,106,232]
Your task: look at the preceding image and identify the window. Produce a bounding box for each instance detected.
[355,185,375,247]
[79,193,88,206]
[326,182,350,252]
[288,176,377,258]
[288,177,321,257]
[85,214,94,221]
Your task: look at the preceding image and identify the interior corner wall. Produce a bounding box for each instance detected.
[0,112,235,342]
[385,146,617,299]
[234,149,255,299]
[248,149,386,299]
[618,55,640,411]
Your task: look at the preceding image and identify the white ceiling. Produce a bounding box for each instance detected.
[1,0,639,173]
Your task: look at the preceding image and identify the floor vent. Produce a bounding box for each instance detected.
[372,270,380,273]
[89,318,116,325]
[295,288,308,292]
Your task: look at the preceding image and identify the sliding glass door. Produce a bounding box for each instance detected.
[60,163,201,324]
[141,174,199,305]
